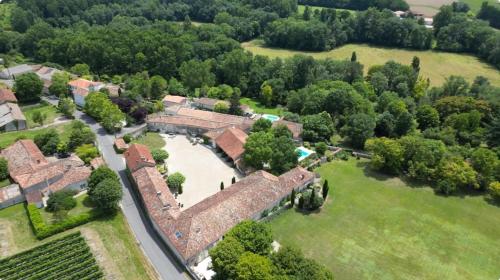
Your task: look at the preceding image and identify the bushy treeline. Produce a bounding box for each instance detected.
[477,2,500,29]
[209,221,333,279]
[264,8,432,51]
[10,0,296,36]
[434,4,500,68]
[298,0,409,11]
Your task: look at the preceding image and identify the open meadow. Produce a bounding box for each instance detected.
[269,159,500,280]
[242,40,500,87]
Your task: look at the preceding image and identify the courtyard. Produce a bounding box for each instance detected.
[161,134,242,209]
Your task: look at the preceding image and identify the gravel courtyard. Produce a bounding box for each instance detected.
[161,134,242,209]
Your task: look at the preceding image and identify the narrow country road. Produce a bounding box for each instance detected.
[43,98,188,280]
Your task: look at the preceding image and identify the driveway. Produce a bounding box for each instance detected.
[162,135,242,209]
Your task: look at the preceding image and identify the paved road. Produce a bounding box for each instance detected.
[44,98,188,280]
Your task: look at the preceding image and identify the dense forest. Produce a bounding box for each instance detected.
[1,0,499,198]
[297,0,409,11]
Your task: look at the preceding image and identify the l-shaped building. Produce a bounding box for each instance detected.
[125,143,315,266]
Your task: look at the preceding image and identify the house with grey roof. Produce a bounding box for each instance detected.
[0,102,26,132]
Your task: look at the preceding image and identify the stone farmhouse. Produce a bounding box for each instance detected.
[0,140,91,208]
[125,143,315,266]
[0,89,26,132]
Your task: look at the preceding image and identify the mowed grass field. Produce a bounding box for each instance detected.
[269,159,500,280]
[461,0,499,12]
[242,40,500,87]
[22,103,62,128]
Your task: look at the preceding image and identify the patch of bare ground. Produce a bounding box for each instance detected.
[81,228,124,280]
[0,220,16,257]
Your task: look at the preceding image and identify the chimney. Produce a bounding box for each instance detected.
[156,191,161,196]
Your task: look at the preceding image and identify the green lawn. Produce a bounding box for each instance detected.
[40,194,93,224]
[297,4,354,14]
[22,103,62,128]
[0,203,155,280]
[0,178,11,188]
[242,40,500,87]
[0,122,73,149]
[132,132,165,150]
[461,0,498,13]
[240,97,285,115]
[269,159,500,280]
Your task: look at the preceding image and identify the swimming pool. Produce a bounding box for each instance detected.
[261,114,280,122]
[296,146,315,161]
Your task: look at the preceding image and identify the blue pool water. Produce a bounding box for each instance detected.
[262,114,280,122]
[296,146,315,161]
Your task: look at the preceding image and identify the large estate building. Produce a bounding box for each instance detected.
[0,140,91,208]
[125,143,315,265]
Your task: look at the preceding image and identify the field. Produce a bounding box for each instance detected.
[297,4,354,14]
[0,232,103,280]
[242,40,500,87]
[269,159,500,280]
[461,0,499,13]
[22,103,62,128]
[132,132,165,150]
[0,122,72,149]
[406,0,453,16]
[0,204,155,279]
[240,97,285,115]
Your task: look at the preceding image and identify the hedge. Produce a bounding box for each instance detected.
[26,204,103,239]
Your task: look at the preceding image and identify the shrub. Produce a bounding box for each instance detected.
[75,144,99,164]
[151,149,169,163]
[334,150,349,161]
[488,181,500,202]
[123,133,133,143]
[0,157,8,180]
[34,129,59,155]
[315,142,328,156]
[87,166,118,195]
[168,172,186,192]
[46,190,77,212]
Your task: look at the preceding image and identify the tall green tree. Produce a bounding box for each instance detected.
[91,178,123,212]
[179,59,215,91]
[235,252,274,280]
[149,75,167,100]
[225,220,273,256]
[342,113,376,149]
[14,73,43,103]
[243,132,273,169]
[209,236,245,279]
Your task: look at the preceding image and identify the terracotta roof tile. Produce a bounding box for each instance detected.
[163,95,187,104]
[1,140,48,179]
[124,143,156,172]
[215,128,248,161]
[0,89,17,103]
[48,165,91,193]
[114,138,129,150]
[130,145,315,262]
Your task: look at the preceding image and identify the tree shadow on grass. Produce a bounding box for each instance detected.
[355,160,429,189]
[293,206,322,216]
[82,196,95,208]
[484,196,500,207]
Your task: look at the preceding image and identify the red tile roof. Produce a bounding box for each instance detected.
[0,140,48,179]
[215,128,248,161]
[124,143,156,172]
[163,95,187,104]
[0,89,17,103]
[130,143,315,263]
[49,165,91,193]
[68,78,101,89]
[90,157,105,169]
[114,138,129,150]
